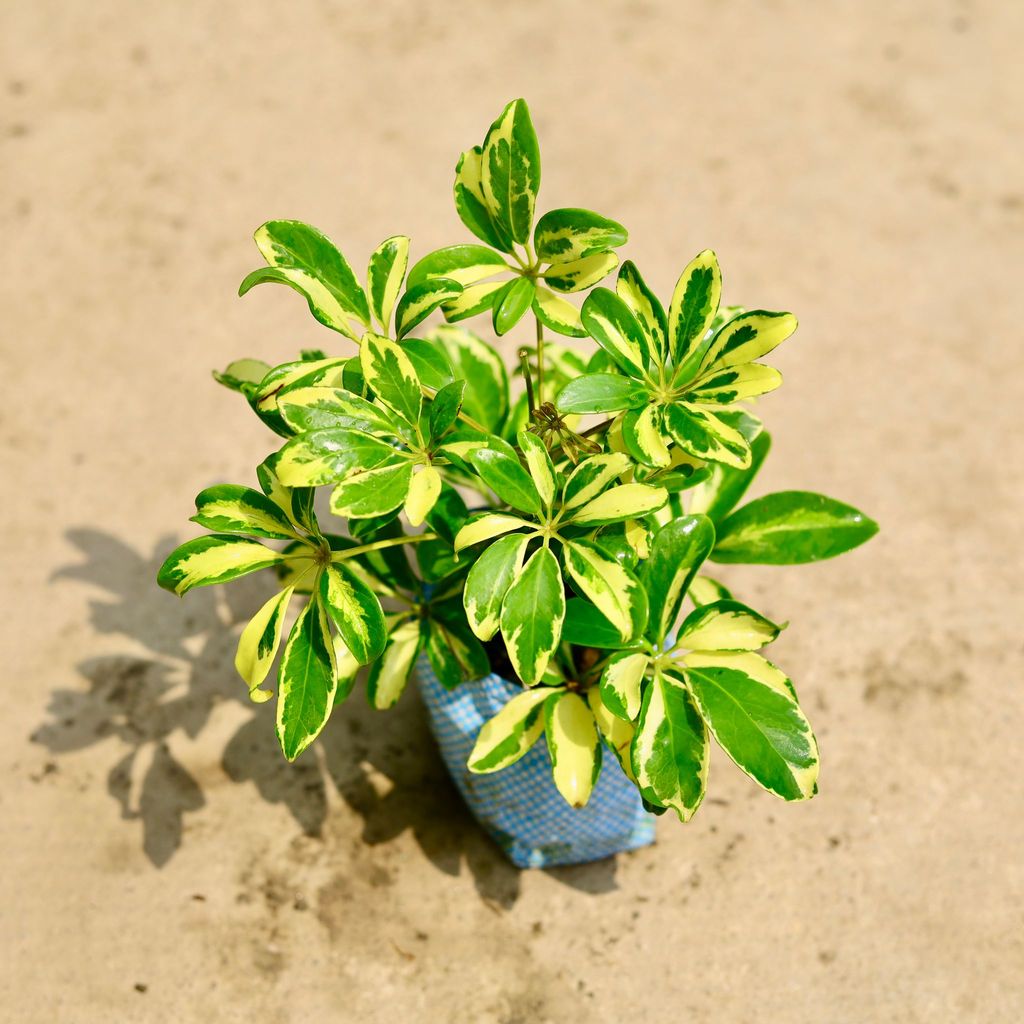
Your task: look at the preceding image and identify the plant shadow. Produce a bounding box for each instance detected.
[32,528,623,906]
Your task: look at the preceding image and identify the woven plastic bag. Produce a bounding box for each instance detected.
[417,656,656,869]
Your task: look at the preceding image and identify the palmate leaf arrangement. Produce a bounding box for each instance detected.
[158,100,877,821]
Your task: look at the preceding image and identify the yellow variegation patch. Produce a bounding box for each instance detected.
[454,514,533,552]
[468,687,552,773]
[588,686,636,782]
[545,692,601,808]
[235,586,295,700]
[570,483,668,525]
[404,465,442,527]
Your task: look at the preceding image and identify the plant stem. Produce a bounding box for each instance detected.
[332,533,437,561]
[518,347,536,415]
[535,315,545,400]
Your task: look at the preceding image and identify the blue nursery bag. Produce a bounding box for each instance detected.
[417,656,656,869]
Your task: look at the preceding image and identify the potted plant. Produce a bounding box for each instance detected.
[158,99,877,868]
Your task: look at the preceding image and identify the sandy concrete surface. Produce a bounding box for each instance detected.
[3,2,1022,1021]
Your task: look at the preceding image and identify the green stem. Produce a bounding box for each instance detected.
[518,347,537,415]
[535,315,545,401]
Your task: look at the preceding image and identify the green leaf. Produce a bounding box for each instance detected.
[427,326,509,433]
[367,235,409,332]
[684,664,818,800]
[580,287,648,376]
[688,432,771,523]
[407,244,508,289]
[640,515,716,644]
[395,278,464,340]
[399,338,454,392]
[275,427,400,487]
[599,651,649,722]
[481,98,541,245]
[359,333,422,424]
[542,251,619,293]
[677,599,782,652]
[463,533,531,641]
[329,460,413,519]
[277,387,398,436]
[560,598,634,649]
[616,261,667,358]
[556,373,647,415]
[712,491,879,564]
[663,402,751,469]
[631,669,708,821]
[276,596,337,761]
[668,250,721,363]
[235,586,294,702]
[517,430,557,508]
[157,535,282,596]
[534,207,628,264]
[426,602,489,689]
[500,546,565,685]
[544,691,601,807]
[428,380,466,440]
[561,540,647,642]
[492,276,536,336]
[454,145,515,253]
[532,285,586,338]
[468,687,551,773]
[366,619,423,709]
[319,563,387,665]
[468,438,542,514]
[192,485,297,540]
[699,310,798,374]
[242,220,369,336]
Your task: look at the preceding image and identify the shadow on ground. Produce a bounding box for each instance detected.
[32,528,622,906]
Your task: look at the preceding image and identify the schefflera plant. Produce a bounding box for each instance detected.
[158,98,877,819]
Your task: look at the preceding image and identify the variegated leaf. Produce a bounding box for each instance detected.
[699,310,798,373]
[235,586,295,701]
[463,533,531,640]
[319,563,387,665]
[534,208,628,264]
[622,405,671,468]
[683,650,797,701]
[395,278,463,340]
[545,691,601,807]
[599,650,649,722]
[640,515,716,644]
[580,287,648,376]
[366,619,424,710]
[688,431,771,523]
[663,402,751,469]
[517,430,557,508]
[561,452,632,512]
[500,546,565,685]
[468,438,542,514]
[454,145,514,252]
[542,251,619,293]
[367,235,409,332]
[687,362,782,404]
[631,669,709,821]
[687,574,734,606]
[467,686,552,773]
[668,249,721,362]
[404,465,442,527]
[684,664,818,800]
[276,597,338,761]
[277,387,399,436]
[157,535,282,596]
[359,333,422,424]
[532,285,586,338]
[192,485,297,540]
[454,513,533,552]
[561,540,646,642]
[587,686,636,782]
[275,427,400,487]
[616,261,667,358]
[569,483,668,526]
[441,280,505,323]
[677,599,782,652]
[481,98,541,245]
[407,244,509,289]
[213,357,272,394]
[329,460,413,519]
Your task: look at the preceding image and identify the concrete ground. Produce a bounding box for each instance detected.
[3,2,1022,1021]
